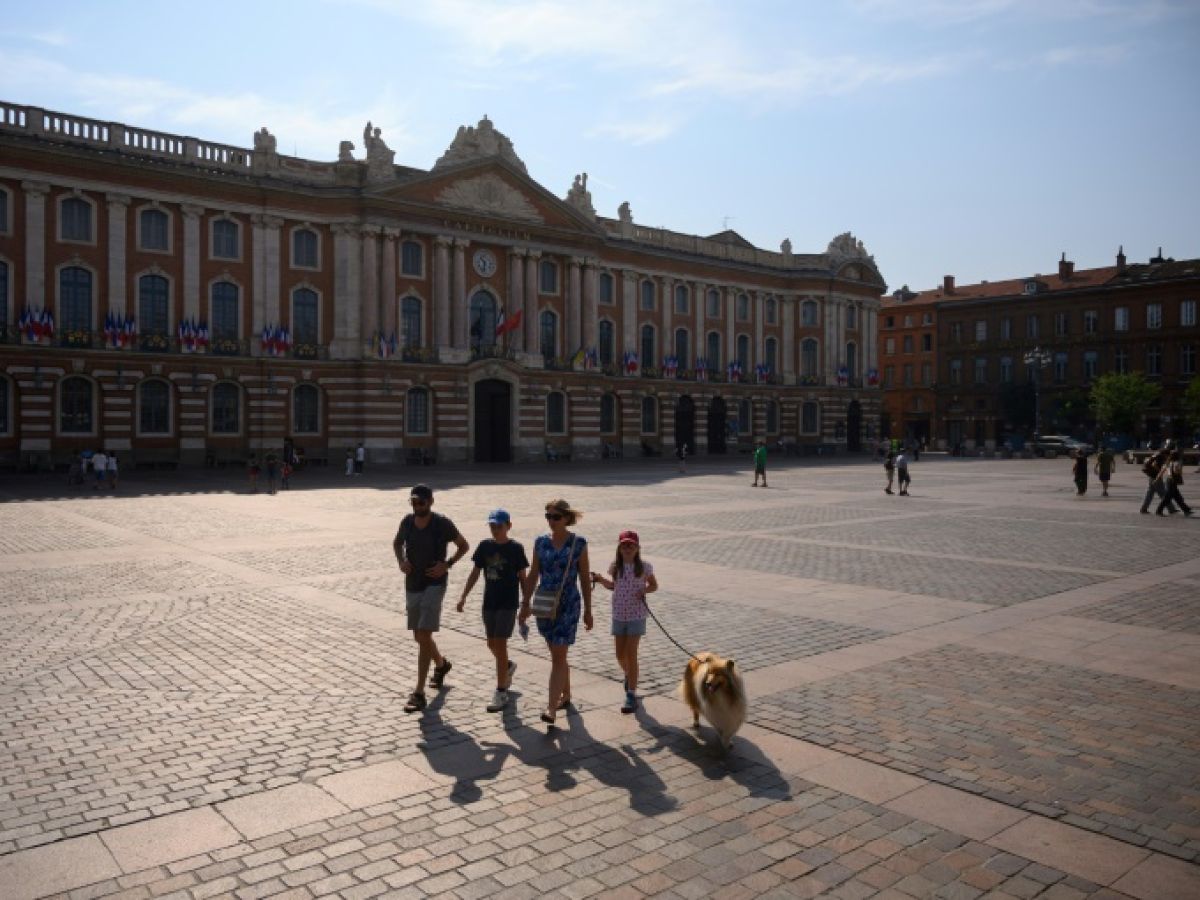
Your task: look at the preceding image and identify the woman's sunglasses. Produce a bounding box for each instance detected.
[544,512,564,521]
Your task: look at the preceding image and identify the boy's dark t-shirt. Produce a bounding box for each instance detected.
[471,539,529,610]
[397,512,460,592]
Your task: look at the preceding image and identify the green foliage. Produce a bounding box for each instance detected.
[1182,377,1200,431]
[1052,388,1092,433]
[1089,373,1160,436]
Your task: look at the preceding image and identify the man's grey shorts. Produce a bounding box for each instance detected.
[406,585,446,632]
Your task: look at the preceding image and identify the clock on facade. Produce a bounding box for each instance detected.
[473,249,497,277]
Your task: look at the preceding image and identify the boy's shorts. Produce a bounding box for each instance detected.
[611,618,647,637]
[482,606,517,639]
[406,585,446,631]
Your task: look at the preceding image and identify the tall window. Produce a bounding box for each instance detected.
[600,394,616,433]
[1182,300,1197,327]
[539,260,558,293]
[1182,345,1196,376]
[139,208,169,251]
[640,279,655,310]
[706,331,721,368]
[1146,344,1162,376]
[406,387,430,434]
[293,384,319,433]
[1114,348,1128,374]
[138,380,170,434]
[211,383,240,434]
[469,291,497,352]
[640,324,655,366]
[885,337,895,355]
[1115,307,1129,331]
[1084,310,1098,334]
[801,338,818,377]
[950,322,962,342]
[1147,303,1162,329]
[1000,357,1013,383]
[292,289,318,345]
[1083,351,1098,380]
[539,310,557,359]
[60,377,93,433]
[845,342,857,378]
[706,289,720,318]
[765,296,777,324]
[903,363,914,386]
[801,401,818,434]
[764,337,777,371]
[401,297,422,348]
[0,190,8,233]
[546,392,566,434]
[846,305,858,329]
[61,197,92,242]
[139,275,169,337]
[922,333,932,352]
[60,266,92,332]
[884,365,894,387]
[640,396,657,434]
[902,335,914,353]
[974,357,988,384]
[674,328,688,365]
[599,320,615,365]
[921,361,932,385]
[975,320,987,341]
[736,293,749,321]
[211,282,239,342]
[212,219,239,259]
[738,399,751,434]
[598,272,614,305]
[737,334,750,367]
[0,261,7,332]
[1054,312,1069,337]
[292,229,318,268]
[765,401,779,434]
[801,300,818,327]
[1025,315,1039,339]
[1000,317,1012,340]
[949,359,962,384]
[401,241,423,276]
[1053,352,1068,383]
[674,284,689,315]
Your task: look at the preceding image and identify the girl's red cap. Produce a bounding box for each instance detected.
[618,530,640,545]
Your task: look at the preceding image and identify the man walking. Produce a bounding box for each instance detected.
[896,448,911,496]
[355,442,365,475]
[752,440,768,487]
[393,484,469,713]
[1094,446,1115,497]
[1140,448,1176,515]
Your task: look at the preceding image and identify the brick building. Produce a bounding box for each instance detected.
[879,284,939,446]
[0,101,886,468]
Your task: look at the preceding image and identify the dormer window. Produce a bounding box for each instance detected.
[1023,280,1038,295]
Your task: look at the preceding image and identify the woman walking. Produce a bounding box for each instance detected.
[1072,449,1089,496]
[519,499,592,726]
[591,530,658,714]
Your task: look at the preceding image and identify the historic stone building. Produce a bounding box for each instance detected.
[0,101,886,468]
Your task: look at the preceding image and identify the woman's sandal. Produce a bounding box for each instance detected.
[557,695,572,711]
[540,711,556,725]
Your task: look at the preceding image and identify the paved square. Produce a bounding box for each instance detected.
[1,455,1198,898]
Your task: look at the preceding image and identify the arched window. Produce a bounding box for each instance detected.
[706,288,721,318]
[766,296,777,324]
[598,320,615,366]
[801,338,819,377]
[847,304,858,329]
[212,219,239,260]
[539,259,558,294]
[546,391,566,434]
[765,400,779,434]
[846,342,858,378]
[401,240,423,276]
[60,376,93,433]
[641,396,657,434]
[674,284,689,315]
[539,310,557,359]
[401,297,422,348]
[60,266,92,333]
[211,282,239,346]
[600,393,617,434]
[738,399,751,434]
[139,208,169,252]
[598,272,614,305]
[139,275,169,339]
[674,328,689,365]
[736,293,749,320]
[292,289,318,345]
[292,228,318,268]
[801,300,818,327]
[61,197,93,242]
[764,337,777,372]
[469,291,497,352]
[211,383,240,434]
[801,401,819,434]
[406,387,430,434]
[640,324,656,367]
[706,331,721,368]
[293,384,320,434]
[736,334,750,367]
[640,280,656,311]
[138,379,171,435]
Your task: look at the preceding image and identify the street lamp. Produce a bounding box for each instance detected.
[1023,346,1052,437]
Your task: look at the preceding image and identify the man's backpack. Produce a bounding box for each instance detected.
[1142,457,1159,478]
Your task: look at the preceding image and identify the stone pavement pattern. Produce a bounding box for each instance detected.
[1,456,1199,899]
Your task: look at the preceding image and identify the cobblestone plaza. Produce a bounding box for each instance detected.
[1,456,1198,899]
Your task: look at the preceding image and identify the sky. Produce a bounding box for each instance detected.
[2,0,1197,293]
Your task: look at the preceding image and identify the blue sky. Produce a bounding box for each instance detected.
[2,0,1197,292]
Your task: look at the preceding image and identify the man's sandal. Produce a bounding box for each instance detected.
[428,659,452,688]
[403,692,427,713]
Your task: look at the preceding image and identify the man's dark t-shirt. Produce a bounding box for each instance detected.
[471,539,529,610]
[396,512,460,592]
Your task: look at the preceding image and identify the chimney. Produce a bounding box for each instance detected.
[1150,246,1165,264]
[1058,252,1074,280]
[1116,245,1126,273]
[943,275,955,295]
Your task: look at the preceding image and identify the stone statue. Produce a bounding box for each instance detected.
[618,201,633,224]
[827,231,871,260]
[253,127,277,153]
[566,172,595,217]
[361,121,394,182]
[780,238,792,255]
[433,116,528,173]
[338,140,355,163]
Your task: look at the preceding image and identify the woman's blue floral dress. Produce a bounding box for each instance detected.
[534,532,587,645]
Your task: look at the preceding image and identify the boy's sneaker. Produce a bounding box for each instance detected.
[621,691,638,714]
[429,659,452,688]
[403,692,427,713]
[487,690,509,713]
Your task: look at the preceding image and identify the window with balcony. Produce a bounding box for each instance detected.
[139,275,169,341]
[1182,300,1197,327]
[1147,303,1162,329]
[293,384,320,434]
[674,328,689,366]
[60,266,92,333]
[406,387,430,434]
[736,334,750,367]
[139,208,169,252]
[640,279,655,310]
[540,310,558,359]
[800,339,819,377]
[599,320,615,365]
[292,229,318,268]
[975,320,987,342]
[640,324,656,366]
[401,297,422,348]
[706,331,721,368]
[292,289,318,346]
[138,379,171,435]
[540,260,559,294]
[211,282,239,345]
[1084,310,1098,334]
[599,272,614,305]
[1054,312,1069,337]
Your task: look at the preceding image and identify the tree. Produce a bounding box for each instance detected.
[1089,373,1160,438]
[1051,387,1092,435]
[1183,377,1200,433]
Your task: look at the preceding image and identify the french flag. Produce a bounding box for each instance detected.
[495,307,522,338]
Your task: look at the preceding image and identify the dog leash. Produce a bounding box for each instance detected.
[641,594,702,662]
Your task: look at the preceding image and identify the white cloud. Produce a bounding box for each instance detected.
[586,117,681,146]
[847,0,1190,24]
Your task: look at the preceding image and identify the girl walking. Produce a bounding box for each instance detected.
[591,530,658,714]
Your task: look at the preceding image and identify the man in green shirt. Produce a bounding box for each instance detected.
[1094,447,1115,497]
[753,440,768,488]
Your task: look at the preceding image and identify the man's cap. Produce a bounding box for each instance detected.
[487,508,511,525]
[618,529,640,546]
[410,484,433,500]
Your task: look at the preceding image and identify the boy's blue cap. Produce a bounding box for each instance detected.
[487,508,511,525]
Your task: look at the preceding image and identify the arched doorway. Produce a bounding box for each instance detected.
[847,400,862,452]
[469,291,498,355]
[707,397,727,454]
[473,378,511,462]
[675,395,695,455]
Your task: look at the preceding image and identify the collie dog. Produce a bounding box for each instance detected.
[681,653,746,752]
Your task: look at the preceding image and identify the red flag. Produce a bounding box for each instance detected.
[495,307,522,338]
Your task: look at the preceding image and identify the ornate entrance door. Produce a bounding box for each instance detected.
[473,379,512,462]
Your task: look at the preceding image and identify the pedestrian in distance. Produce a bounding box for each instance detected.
[896,449,911,496]
[1094,447,1115,497]
[1139,448,1176,514]
[456,508,529,713]
[393,484,470,713]
[883,450,896,494]
[675,443,687,474]
[355,442,365,475]
[1156,450,1194,517]
[590,530,658,714]
[519,498,592,727]
[106,451,119,491]
[91,449,108,491]
[344,448,354,477]
[281,460,293,490]
[265,451,278,495]
[247,454,260,493]
[752,439,768,487]
[1072,449,1089,496]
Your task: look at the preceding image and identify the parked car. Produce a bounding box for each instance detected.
[1031,435,1093,457]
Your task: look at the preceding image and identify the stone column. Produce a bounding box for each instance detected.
[181,204,203,321]
[381,228,399,337]
[622,271,638,356]
[782,295,796,377]
[250,214,267,354]
[567,257,583,355]
[360,225,381,344]
[693,282,705,369]
[330,223,362,359]
[106,193,130,318]
[582,258,597,352]
[508,248,526,351]
[524,251,541,353]
[433,236,451,349]
[21,181,49,310]
[660,277,672,365]
[753,291,765,371]
[452,238,469,349]
[725,287,736,367]
[263,216,283,331]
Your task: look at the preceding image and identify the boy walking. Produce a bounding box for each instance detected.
[896,449,911,496]
[457,509,529,712]
[752,440,768,487]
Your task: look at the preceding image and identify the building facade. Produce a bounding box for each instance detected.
[0,102,885,467]
[879,284,939,446]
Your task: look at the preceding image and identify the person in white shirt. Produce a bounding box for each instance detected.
[895,451,911,496]
[91,450,108,490]
[355,442,365,475]
[106,452,119,490]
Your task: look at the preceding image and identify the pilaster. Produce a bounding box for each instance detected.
[181,204,203,321]
[660,277,671,365]
[693,282,705,368]
[621,271,638,355]
[330,223,362,359]
[567,257,583,354]
[782,295,796,377]
[106,193,130,318]
[250,214,266,355]
[263,215,283,331]
[581,258,598,352]
[725,287,736,368]
[508,248,526,351]
[434,236,451,349]
[360,225,381,344]
[21,181,49,309]
[754,291,764,371]
[381,228,399,336]
[452,238,469,349]
[524,251,541,353]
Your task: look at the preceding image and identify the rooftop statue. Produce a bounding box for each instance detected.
[433,116,527,174]
[566,172,595,218]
